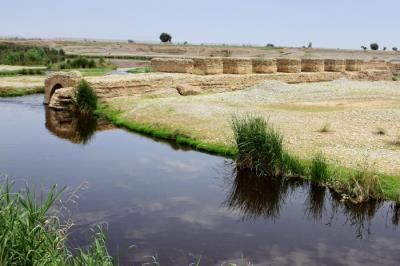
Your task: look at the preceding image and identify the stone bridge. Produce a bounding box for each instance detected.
[44,57,395,109]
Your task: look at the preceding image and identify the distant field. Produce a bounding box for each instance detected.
[0,65,46,71]
[2,39,400,62]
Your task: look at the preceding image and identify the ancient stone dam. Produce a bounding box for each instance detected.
[44,57,397,109]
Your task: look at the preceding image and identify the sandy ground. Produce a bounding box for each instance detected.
[0,76,45,88]
[108,79,400,176]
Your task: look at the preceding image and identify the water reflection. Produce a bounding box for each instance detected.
[45,107,111,144]
[225,167,398,238]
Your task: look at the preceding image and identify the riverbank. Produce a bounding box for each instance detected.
[97,79,400,200]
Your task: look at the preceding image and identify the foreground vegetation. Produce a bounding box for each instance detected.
[0,180,113,265]
[0,87,44,97]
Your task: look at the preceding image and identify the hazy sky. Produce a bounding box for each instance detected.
[1,0,398,49]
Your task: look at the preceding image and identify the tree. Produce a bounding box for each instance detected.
[159,32,172,43]
[307,42,312,48]
[361,46,367,51]
[393,47,398,51]
[370,43,379,50]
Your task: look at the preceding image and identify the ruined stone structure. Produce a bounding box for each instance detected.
[301,59,325,72]
[150,58,194,73]
[390,62,400,76]
[192,57,223,75]
[44,71,82,104]
[276,58,301,73]
[345,59,364,71]
[324,59,346,72]
[44,56,395,110]
[222,58,253,74]
[252,59,277,74]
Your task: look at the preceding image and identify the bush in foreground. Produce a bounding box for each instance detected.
[232,115,284,177]
[73,80,98,113]
[0,180,113,265]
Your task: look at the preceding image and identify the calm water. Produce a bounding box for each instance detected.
[1,95,400,266]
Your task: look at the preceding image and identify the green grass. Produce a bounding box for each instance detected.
[0,179,113,265]
[0,87,44,97]
[65,68,115,77]
[127,66,153,74]
[231,115,284,177]
[310,153,330,183]
[0,68,46,76]
[96,104,236,157]
[73,80,98,114]
[96,106,400,202]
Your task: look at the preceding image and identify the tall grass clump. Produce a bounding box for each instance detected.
[232,115,284,177]
[73,80,98,114]
[333,168,384,203]
[0,179,114,265]
[309,153,330,183]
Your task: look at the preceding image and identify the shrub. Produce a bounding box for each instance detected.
[345,170,383,202]
[361,46,367,50]
[318,122,332,133]
[375,127,386,135]
[310,153,330,183]
[159,32,172,43]
[231,115,284,177]
[370,43,379,50]
[73,80,98,113]
[266,43,275,48]
[393,47,398,51]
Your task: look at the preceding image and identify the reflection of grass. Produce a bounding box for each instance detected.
[0,87,44,97]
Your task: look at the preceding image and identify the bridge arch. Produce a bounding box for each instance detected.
[44,71,83,104]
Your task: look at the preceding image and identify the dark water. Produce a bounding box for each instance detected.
[1,95,400,266]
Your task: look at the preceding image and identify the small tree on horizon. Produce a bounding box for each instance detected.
[370,43,379,50]
[160,32,172,43]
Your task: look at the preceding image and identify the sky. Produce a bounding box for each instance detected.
[1,0,399,49]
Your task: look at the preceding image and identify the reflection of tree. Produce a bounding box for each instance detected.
[45,107,98,144]
[224,168,302,221]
